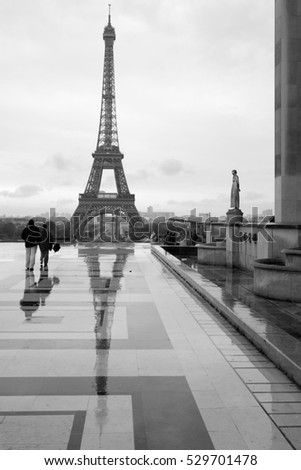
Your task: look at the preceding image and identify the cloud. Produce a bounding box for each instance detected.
[127,169,153,186]
[166,193,229,206]
[244,191,265,200]
[0,185,43,198]
[56,198,75,206]
[160,159,183,176]
[43,153,73,170]
[39,153,90,189]
[166,199,199,207]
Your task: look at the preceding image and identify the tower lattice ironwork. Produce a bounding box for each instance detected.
[71,9,141,240]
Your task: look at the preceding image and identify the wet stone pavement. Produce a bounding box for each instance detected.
[0,242,300,450]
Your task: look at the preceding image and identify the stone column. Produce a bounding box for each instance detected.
[275,0,301,223]
[226,209,243,267]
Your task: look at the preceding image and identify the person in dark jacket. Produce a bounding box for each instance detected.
[39,223,53,270]
[21,219,42,271]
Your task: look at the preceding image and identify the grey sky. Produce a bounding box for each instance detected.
[0,0,274,217]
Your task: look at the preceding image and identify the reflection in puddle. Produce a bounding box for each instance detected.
[171,252,301,342]
[78,245,134,446]
[20,271,60,320]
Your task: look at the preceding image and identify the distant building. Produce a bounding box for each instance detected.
[57,212,72,219]
[147,206,154,215]
[198,212,210,222]
[140,207,175,220]
[261,209,273,217]
[50,208,56,221]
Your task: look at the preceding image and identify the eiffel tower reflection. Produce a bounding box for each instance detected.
[77,244,135,448]
[78,245,133,390]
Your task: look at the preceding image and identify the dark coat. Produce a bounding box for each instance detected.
[39,227,53,252]
[21,225,42,248]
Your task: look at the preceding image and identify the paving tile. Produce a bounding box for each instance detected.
[193,390,225,409]
[271,414,301,426]
[218,345,259,352]
[0,396,43,412]
[208,430,248,450]
[0,415,73,450]
[236,368,291,384]
[280,428,301,450]
[81,432,135,450]
[225,355,270,362]
[261,402,301,414]
[185,373,216,392]
[247,383,301,393]
[230,362,276,369]
[83,408,133,435]
[137,350,182,375]
[210,336,252,346]
[200,408,241,433]
[211,378,259,408]
[32,396,90,411]
[254,392,301,403]
[227,406,293,449]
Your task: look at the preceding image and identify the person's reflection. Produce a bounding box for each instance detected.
[20,272,40,320]
[37,270,60,306]
[20,271,60,320]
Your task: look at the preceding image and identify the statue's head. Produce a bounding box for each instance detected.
[232,169,237,175]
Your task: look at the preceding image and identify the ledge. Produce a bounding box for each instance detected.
[254,258,301,272]
[196,244,226,250]
[282,248,301,255]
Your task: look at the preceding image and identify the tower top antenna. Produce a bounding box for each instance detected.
[108,4,111,24]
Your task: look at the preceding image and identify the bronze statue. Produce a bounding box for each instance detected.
[230,170,240,209]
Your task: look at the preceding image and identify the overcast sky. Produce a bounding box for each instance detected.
[0,0,274,217]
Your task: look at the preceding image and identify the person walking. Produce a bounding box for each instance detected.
[39,223,53,270]
[21,219,41,271]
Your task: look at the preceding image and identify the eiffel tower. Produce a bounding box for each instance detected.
[71,8,141,241]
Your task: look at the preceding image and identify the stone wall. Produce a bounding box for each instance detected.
[230,223,301,271]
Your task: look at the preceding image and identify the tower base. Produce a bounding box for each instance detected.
[71,194,145,242]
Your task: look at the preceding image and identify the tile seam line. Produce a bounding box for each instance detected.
[275,425,301,428]
[247,381,294,384]
[255,401,301,403]
[253,391,301,394]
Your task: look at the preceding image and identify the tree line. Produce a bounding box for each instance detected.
[0,219,70,242]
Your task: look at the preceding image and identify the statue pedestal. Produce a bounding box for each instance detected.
[226,208,243,268]
[226,208,243,225]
